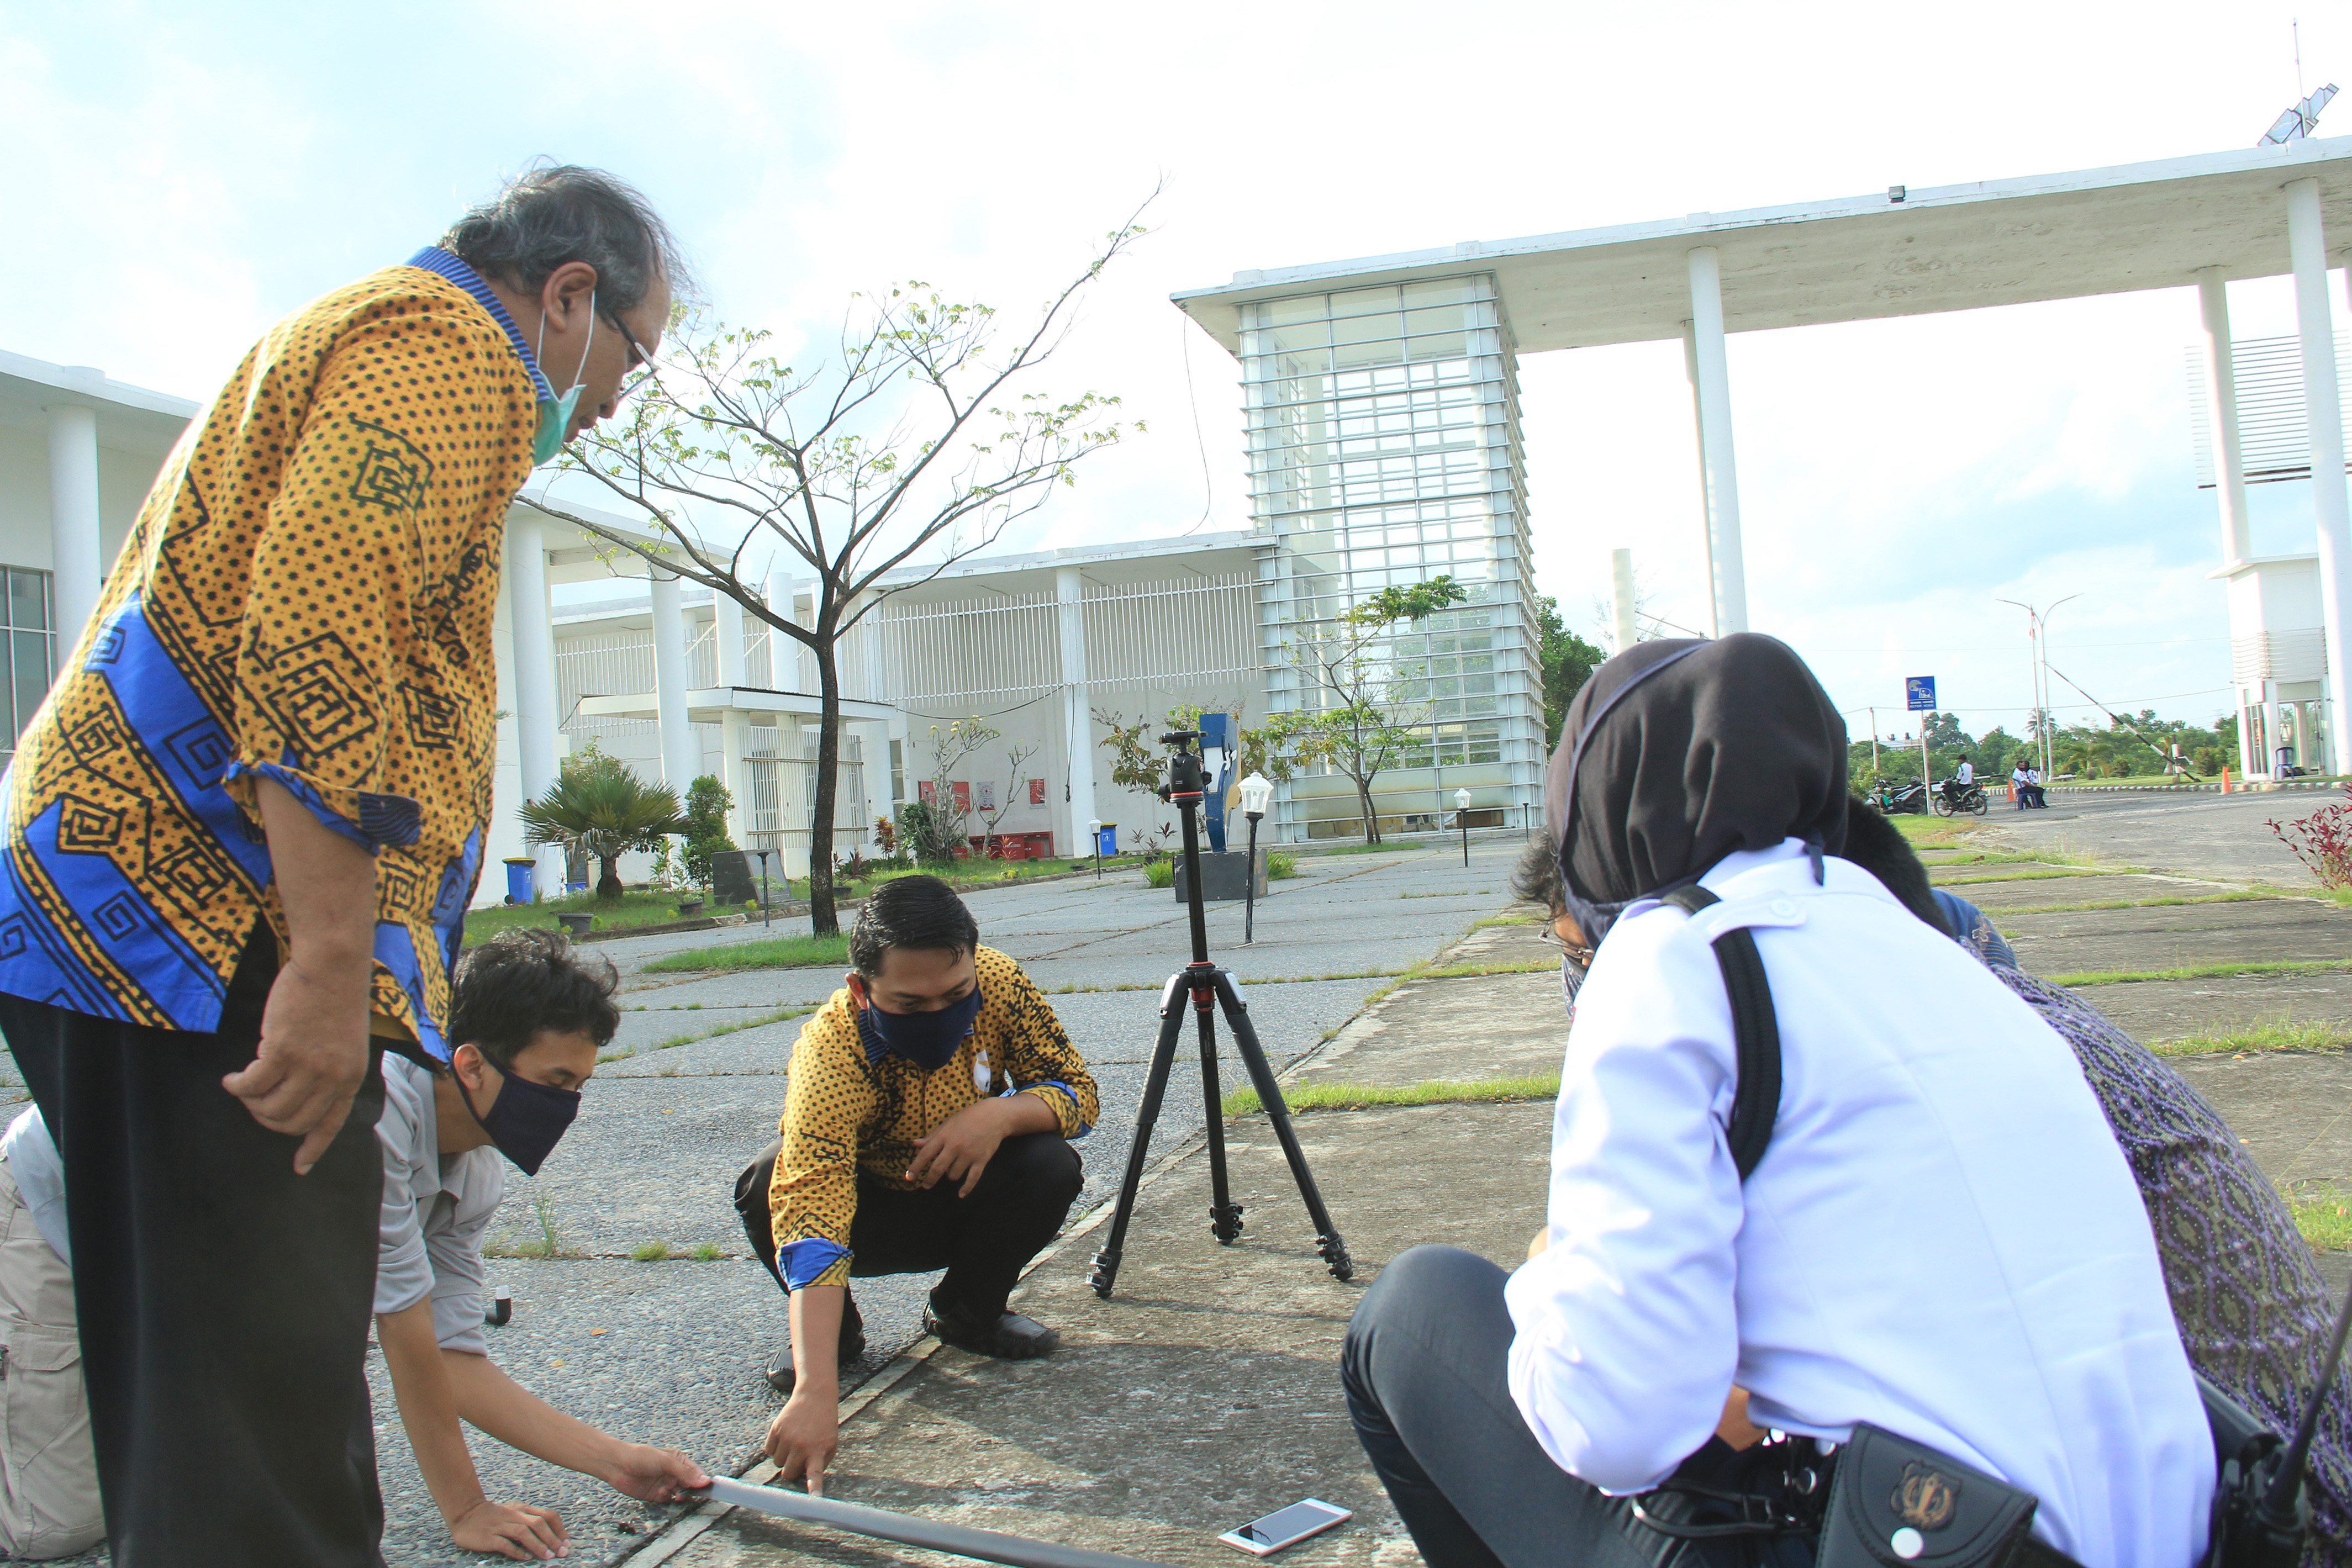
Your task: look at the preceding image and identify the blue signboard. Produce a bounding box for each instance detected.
[1905,676,1937,713]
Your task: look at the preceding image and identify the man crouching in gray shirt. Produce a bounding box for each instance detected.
[0,931,706,1563]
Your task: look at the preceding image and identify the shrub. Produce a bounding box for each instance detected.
[1145,859,1174,889]
[1266,851,1298,880]
[2270,784,2352,890]
[681,776,737,889]
[894,800,962,867]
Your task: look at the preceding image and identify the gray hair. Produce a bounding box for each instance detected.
[441,165,691,315]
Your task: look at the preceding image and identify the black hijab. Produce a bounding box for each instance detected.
[1545,633,1850,943]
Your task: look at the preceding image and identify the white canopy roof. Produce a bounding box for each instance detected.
[1174,136,2352,354]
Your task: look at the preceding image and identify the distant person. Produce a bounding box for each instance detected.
[1348,635,2211,1565]
[2023,762,2047,808]
[0,931,708,1564]
[2012,758,2032,810]
[735,876,1098,1495]
[0,165,682,1564]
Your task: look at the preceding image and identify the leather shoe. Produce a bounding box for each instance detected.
[922,1294,1061,1359]
[764,1289,867,1396]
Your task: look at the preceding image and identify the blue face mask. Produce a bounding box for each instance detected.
[531,294,598,466]
[859,985,983,1071]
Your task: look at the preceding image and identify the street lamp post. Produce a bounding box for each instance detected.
[1996,593,2080,782]
[753,848,772,927]
[1454,787,1473,867]
[1238,774,1273,944]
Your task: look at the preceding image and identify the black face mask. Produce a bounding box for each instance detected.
[458,1063,581,1177]
[857,986,983,1071]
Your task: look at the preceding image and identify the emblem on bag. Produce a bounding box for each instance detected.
[1892,1463,1959,1530]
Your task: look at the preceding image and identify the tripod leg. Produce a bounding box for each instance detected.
[1213,970,1353,1281]
[1190,969,1245,1243]
[1088,975,1189,1299]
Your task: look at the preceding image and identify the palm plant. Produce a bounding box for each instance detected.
[519,767,683,901]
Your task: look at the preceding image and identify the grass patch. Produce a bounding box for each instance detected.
[631,1239,672,1262]
[599,1004,815,1063]
[1267,851,1298,880]
[2053,958,2352,988]
[2150,1020,2352,1058]
[1416,959,1559,980]
[692,1242,724,1261]
[1472,911,1543,928]
[1399,889,1492,899]
[1144,860,1174,889]
[1299,840,1417,857]
[2287,1189,2352,1252]
[463,890,728,946]
[641,933,850,974]
[1224,1073,1561,1117]
[487,1190,575,1259]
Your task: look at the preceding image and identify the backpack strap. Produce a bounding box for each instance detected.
[1659,886,1782,1182]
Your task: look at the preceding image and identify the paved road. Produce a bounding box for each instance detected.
[1982,789,2333,885]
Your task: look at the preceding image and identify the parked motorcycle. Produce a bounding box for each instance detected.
[1875,780,1929,816]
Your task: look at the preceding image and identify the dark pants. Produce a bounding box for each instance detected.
[0,941,388,1568]
[734,1132,1082,1317]
[1342,1245,1814,1568]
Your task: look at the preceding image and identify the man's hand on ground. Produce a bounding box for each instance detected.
[907,1098,1017,1196]
[601,1443,710,1504]
[223,954,371,1174]
[448,1496,569,1561]
[764,1391,838,1496]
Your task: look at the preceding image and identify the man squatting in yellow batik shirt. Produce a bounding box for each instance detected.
[734,875,1098,1492]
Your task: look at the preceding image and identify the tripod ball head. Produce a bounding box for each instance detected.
[1158,730,1201,751]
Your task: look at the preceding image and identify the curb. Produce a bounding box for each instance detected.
[2043,779,2344,796]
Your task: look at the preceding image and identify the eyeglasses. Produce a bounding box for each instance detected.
[602,308,660,402]
[1534,927,1594,968]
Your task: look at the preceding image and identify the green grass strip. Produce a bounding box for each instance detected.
[1994,891,2276,916]
[1472,912,1542,928]
[597,1004,814,1063]
[640,933,850,974]
[2149,1021,2352,1058]
[1224,1073,1561,1117]
[2053,958,2352,988]
[1930,867,2121,886]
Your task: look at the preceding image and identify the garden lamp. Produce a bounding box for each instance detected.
[1238,773,1273,943]
[1087,819,1102,881]
[1454,787,1473,867]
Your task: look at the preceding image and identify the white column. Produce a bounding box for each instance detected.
[1056,565,1096,860]
[774,715,809,878]
[2286,177,2352,777]
[649,571,699,790]
[714,589,746,689]
[1679,325,1720,638]
[2196,269,2255,564]
[1610,548,1638,654]
[45,405,103,657]
[504,514,562,896]
[720,708,748,842]
[1686,248,1748,636]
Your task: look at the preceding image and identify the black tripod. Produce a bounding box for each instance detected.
[1089,731,1352,1298]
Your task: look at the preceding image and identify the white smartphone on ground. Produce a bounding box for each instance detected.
[1218,1498,1353,1556]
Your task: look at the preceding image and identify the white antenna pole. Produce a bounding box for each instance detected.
[1610,548,1638,653]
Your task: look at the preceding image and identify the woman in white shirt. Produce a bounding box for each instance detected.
[1339,634,2212,1568]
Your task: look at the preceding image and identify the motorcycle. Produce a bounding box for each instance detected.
[1934,779,1991,817]
[1874,780,1928,816]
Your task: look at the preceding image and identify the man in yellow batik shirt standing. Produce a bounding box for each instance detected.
[732,875,1099,1495]
[0,167,679,1566]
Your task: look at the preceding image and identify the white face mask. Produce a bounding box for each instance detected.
[531,292,599,466]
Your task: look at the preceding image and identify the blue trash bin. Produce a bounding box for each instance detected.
[502,857,537,905]
[1096,823,1118,857]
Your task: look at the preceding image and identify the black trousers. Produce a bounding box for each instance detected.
[735,1132,1082,1317]
[1342,1245,1815,1568]
[0,942,388,1568]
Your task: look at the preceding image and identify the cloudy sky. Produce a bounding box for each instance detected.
[7,0,2346,739]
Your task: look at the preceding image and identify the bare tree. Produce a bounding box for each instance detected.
[534,212,1147,933]
[973,741,1042,857]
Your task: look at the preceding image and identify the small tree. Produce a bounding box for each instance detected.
[680,775,736,893]
[915,717,999,854]
[537,210,1148,937]
[974,741,1042,857]
[1282,578,1470,843]
[519,761,682,901]
[1535,595,1606,752]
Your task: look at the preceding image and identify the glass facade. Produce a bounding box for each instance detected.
[1,568,52,768]
[1238,274,1542,838]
